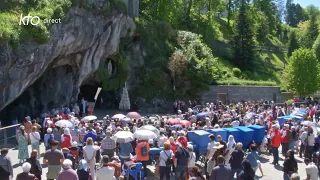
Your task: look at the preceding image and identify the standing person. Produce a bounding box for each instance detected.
[43,140,65,180]
[306,127,315,160]
[300,127,308,158]
[73,103,80,119]
[84,128,97,142]
[270,124,281,165]
[53,127,62,149]
[237,159,255,180]
[159,142,174,180]
[30,126,41,158]
[210,155,233,180]
[230,143,245,178]
[304,158,319,180]
[61,128,73,149]
[0,148,13,180]
[100,130,116,158]
[246,144,263,176]
[187,144,196,179]
[119,141,133,169]
[27,150,42,180]
[57,159,79,180]
[18,126,29,164]
[283,150,298,180]
[71,126,80,142]
[96,155,116,180]
[81,97,87,117]
[24,117,33,134]
[206,135,216,177]
[281,124,291,156]
[136,139,150,179]
[44,128,54,151]
[16,162,38,180]
[217,135,227,152]
[225,135,236,165]
[291,126,299,153]
[83,137,97,180]
[174,142,190,180]
[77,160,90,180]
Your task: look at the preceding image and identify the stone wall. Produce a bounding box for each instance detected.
[201,85,293,103]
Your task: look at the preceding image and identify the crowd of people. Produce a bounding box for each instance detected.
[1,99,320,180]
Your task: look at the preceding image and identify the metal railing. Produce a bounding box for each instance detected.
[0,124,21,148]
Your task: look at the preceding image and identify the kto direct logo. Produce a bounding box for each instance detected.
[19,14,40,25]
[19,14,61,25]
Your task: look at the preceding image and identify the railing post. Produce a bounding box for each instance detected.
[4,129,7,148]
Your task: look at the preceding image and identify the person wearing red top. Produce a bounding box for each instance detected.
[61,128,72,148]
[281,124,290,155]
[270,124,281,165]
[177,131,188,148]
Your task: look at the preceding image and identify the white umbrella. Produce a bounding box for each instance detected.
[55,120,73,128]
[112,131,134,143]
[82,115,97,122]
[139,125,160,136]
[134,130,157,140]
[112,114,126,119]
[302,121,315,127]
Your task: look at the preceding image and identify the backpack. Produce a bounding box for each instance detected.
[164,151,173,166]
[141,145,148,156]
[47,134,53,147]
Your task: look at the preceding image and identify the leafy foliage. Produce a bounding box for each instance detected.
[287,30,299,57]
[0,0,72,45]
[168,31,221,99]
[313,34,320,60]
[284,48,319,96]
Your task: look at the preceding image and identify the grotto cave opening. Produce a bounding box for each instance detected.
[0,65,75,126]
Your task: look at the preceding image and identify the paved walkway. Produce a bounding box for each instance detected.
[8,144,309,180]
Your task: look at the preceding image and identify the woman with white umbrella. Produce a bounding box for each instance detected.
[113,130,134,169]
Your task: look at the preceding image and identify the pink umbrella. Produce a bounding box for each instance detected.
[167,118,180,125]
[126,112,142,119]
[179,120,191,127]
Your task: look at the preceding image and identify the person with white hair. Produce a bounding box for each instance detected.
[61,128,73,148]
[281,124,291,155]
[44,128,54,150]
[57,159,79,180]
[270,124,281,165]
[16,162,37,180]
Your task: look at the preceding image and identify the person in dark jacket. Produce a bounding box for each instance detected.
[230,142,245,178]
[237,159,255,180]
[283,149,298,180]
[26,150,42,180]
[16,162,38,180]
[210,155,233,180]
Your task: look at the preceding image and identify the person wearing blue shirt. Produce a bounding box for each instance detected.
[83,128,97,142]
[246,144,264,176]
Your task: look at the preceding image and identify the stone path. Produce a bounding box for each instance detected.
[8,144,309,180]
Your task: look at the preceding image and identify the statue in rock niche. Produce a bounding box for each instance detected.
[107,60,113,76]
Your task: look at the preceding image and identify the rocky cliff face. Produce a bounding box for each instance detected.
[0,6,136,117]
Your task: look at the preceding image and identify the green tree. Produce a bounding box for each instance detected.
[168,31,221,99]
[232,0,255,70]
[253,0,277,33]
[287,30,299,57]
[313,34,320,60]
[284,48,319,96]
[304,14,319,48]
[286,1,308,27]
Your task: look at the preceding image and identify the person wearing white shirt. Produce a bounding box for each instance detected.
[83,138,98,180]
[206,135,216,176]
[187,144,196,168]
[300,127,308,158]
[159,142,174,180]
[96,155,116,180]
[29,126,41,158]
[304,158,319,180]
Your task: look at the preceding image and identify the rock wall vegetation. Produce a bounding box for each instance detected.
[0,0,136,119]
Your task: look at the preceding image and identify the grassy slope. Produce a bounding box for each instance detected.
[210,17,287,87]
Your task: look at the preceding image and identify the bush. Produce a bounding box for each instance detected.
[214,79,277,86]
[232,68,241,77]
